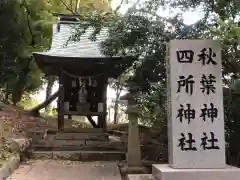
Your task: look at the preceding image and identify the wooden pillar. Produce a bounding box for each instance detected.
[58,71,65,130]
[98,77,108,129]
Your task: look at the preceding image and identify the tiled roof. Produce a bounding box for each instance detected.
[35,22,109,58]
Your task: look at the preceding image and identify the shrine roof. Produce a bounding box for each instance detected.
[33,14,135,78]
[33,23,110,58]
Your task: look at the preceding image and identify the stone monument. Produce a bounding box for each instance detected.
[120,92,147,174]
[152,39,240,180]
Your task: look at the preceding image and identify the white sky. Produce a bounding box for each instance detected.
[111,0,204,25]
[34,0,203,105]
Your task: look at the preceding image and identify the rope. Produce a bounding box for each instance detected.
[60,68,104,79]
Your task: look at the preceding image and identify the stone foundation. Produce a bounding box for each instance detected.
[152,164,240,180]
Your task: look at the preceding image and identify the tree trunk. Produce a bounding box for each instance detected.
[113,86,121,124]
[113,100,119,124]
[45,76,55,113]
[3,88,10,104]
[87,116,99,128]
[28,90,59,116]
[12,59,31,105]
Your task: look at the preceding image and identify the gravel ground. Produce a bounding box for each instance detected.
[7,160,122,180]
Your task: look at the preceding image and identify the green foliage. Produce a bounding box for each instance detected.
[52,0,111,15]
[139,84,167,128]
[0,0,56,104]
[224,85,240,165]
[19,94,40,109]
[0,1,40,102]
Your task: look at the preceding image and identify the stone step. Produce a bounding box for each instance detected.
[30,150,125,161]
[32,144,125,151]
[53,139,86,146]
[127,174,156,180]
[34,139,124,147]
[33,138,125,149]
[55,132,109,141]
[48,128,105,133]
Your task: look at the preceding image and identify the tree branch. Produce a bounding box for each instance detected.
[22,0,35,46]
[114,0,124,14]
[28,90,59,116]
[75,0,81,13]
[60,0,77,14]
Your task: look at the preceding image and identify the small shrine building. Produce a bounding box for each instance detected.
[33,14,134,130]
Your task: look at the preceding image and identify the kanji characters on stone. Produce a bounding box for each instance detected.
[198,48,217,65]
[176,74,217,95]
[176,48,217,65]
[200,103,218,122]
[177,104,196,124]
[200,74,216,95]
[177,133,197,151]
[177,103,218,123]
[200,132,220,150]
[176,50,194,63]
[177,75,195,95]
[177,132,220,151]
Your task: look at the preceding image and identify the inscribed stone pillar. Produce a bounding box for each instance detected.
[168,40,225,169]
[152,39,240,180]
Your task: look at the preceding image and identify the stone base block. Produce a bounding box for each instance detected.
[152,164,240,180]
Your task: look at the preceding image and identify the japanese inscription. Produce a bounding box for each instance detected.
[177,75,194,95]
[200,132,220,150]
[176,50,194,63]
[177,133,197,151]
[177,132,220,151]
[168,40,225,168]
[200,103,218,122]
[200,74,216,95]
[198,48,217,65]
[177,104,195,124]
[176,48,217,65]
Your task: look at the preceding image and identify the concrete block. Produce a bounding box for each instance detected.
[152,164,240,180]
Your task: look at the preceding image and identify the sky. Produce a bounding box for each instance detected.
[34,0,203,106]
[111,0,204,25]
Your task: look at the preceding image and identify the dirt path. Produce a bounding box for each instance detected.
[7,160,122,180]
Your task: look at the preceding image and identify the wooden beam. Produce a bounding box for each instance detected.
[52,12,81,17]
[98,77,108,129]
[58,71,65,130]
[64,111,107,116]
